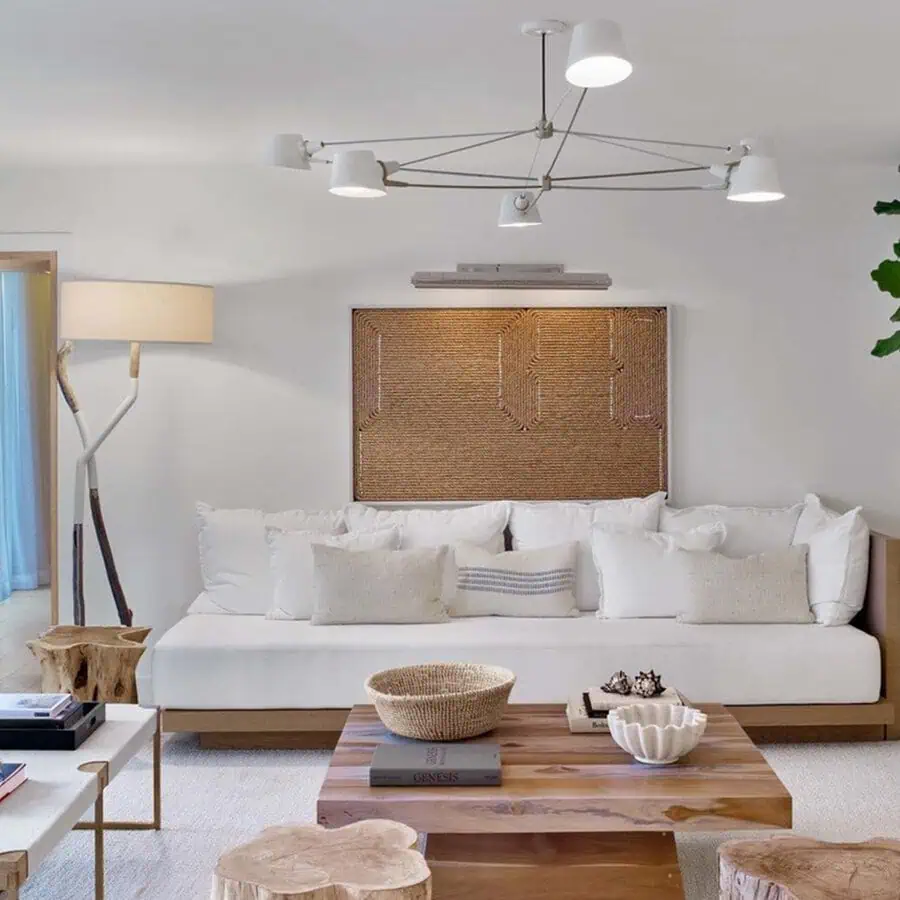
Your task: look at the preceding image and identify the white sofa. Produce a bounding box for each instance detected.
[138,495,898,743]
[137,609,881,710]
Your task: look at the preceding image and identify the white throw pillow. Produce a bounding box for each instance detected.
[452,542,578,618]
[509,493,667,612]
[345,502,510,601]
[660,502,803,558]
[676,546,813,624]
[196,502,345,615]
[344,502,509,550]
[792,493,869,626]
[310,545,449,625]
[267,526,401,620]
[592,524,727,619]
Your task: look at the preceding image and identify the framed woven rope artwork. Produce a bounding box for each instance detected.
[352,307,668,501]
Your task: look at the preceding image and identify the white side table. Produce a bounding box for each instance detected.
[0,704,160,900]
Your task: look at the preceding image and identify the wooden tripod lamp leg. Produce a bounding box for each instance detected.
[57,341,138,626]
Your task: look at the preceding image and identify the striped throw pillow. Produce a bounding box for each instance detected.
[452,542,579,617]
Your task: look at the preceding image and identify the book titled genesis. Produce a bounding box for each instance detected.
[369,743,501,787]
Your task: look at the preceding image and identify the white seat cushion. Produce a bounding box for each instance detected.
[139,610,881,709]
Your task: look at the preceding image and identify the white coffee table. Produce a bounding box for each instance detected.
[0,704,160,900]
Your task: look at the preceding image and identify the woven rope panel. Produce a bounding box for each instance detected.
[353,307,667,501]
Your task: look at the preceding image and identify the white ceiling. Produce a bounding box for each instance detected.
[0,0,898,169]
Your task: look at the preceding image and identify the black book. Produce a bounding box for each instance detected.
[370,742,501,787]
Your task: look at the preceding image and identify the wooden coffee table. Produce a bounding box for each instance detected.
[317,704,792,900]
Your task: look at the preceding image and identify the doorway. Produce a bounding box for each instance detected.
[0,251,57,692]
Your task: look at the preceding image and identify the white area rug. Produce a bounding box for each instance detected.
[19,735,900,899]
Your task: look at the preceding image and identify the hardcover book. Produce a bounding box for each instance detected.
[370,742,501,787]
[0,762,27,803]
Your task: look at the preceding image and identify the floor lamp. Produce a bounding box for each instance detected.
[58,280,214,626]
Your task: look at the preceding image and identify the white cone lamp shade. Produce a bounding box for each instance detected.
[727,155,785,203]
[329,149,387,198]
[272,133,311,170]
[60,281,214,343]
[498,191,542,227]
[566,20,633,88]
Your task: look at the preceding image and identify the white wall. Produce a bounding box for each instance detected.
[1,161,897,632]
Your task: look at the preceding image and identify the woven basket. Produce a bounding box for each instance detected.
[365,663,516,741]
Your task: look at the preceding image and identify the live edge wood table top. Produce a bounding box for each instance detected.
[317,704,792,900]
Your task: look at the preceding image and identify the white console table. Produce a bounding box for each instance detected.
[0,705,160,900]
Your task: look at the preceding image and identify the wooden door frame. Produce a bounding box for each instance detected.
[0,251,59,624]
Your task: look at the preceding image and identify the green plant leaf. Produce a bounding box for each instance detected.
[872,260,900,298]
[875,200,900,215]
[872,331,900,357]
[891,307,900,322]
[895,241,900,259]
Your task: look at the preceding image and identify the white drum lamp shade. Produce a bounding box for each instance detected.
[329,149,387,198]
[498,191,543,227]
[59,281,214,343]
[566,20,633,88]
[727,155,785,203]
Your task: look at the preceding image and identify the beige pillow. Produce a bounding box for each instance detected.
[310,545,449,625]
[452,542,578,618]
[676,545,813,624]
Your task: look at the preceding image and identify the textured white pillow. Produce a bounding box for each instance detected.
[310,545,449,625]
[676,546,813,624]
[196,502,345,615]
[266,526,401,620]
[509,493,667,612]
[792,493,869,626]
[452,542,578,618]
[660,502,803,558]
[592,524,726,619]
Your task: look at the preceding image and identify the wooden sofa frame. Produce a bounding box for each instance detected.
[161,532,900,749]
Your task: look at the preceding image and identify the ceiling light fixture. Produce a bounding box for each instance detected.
[329,149,390,198]
[565,19,632,88]
[272,20,784,226]
[725,145,785,203]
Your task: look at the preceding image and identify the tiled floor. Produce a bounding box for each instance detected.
[0,588,50,692]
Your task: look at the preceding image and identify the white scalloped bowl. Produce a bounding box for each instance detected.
[608,704,708,765]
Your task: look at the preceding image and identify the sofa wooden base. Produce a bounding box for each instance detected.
[163,700,896,749]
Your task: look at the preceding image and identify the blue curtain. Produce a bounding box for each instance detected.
[0,272,48,600]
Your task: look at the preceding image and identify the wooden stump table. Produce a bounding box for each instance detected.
[27,625,150,703]
[719,837,900,900]
[213,820,431,900]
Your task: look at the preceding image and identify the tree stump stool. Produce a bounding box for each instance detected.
[213,820,431,900]
[27,625,151,703]
[719,836,900,900]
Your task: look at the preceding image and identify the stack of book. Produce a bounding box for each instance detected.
[0,761,27,803]
[567,686,684,733]
[0,693,106,750]
[370,742,501,787]
[0,693,77,722]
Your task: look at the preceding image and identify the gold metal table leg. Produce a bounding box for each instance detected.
[93,784,105,900]
[75,709,162,832]
[77,762,109,900]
